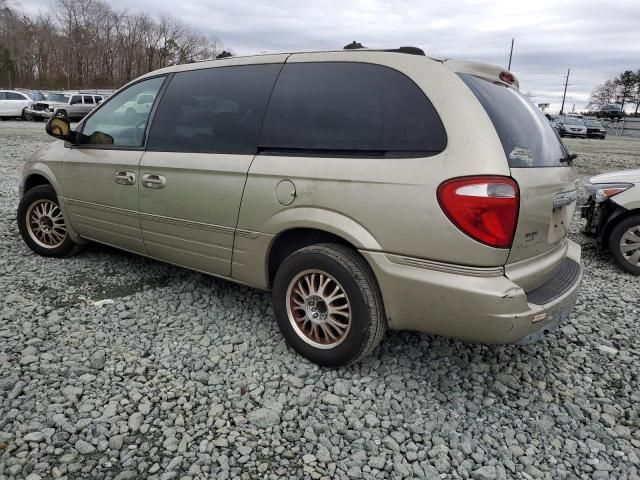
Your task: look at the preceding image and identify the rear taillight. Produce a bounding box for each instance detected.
[437,176,519,249]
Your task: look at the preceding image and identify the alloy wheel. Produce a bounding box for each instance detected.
[285,269,352,349]
[620,225,640,267]
[26,199,67,249]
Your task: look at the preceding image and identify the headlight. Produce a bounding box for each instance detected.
[585,183,633,203]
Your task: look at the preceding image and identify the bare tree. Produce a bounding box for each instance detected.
[0,0,226,90]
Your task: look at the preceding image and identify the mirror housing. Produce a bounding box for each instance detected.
[46,117,76,144]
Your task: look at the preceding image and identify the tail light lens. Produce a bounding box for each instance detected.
[437,176,519,249]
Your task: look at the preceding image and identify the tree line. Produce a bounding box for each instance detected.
[0,0,227,90]
[587,70,640,116]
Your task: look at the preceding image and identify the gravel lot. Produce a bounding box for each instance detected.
[1,121,639,480]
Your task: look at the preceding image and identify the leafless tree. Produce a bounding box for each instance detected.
[0,0,225,89]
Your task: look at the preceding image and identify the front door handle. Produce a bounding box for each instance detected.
[114,171,136,185]
[142,173,166,189]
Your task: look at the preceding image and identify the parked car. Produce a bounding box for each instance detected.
[585,119,606,139]
[596,104,623,120]
[18,48,583,366]
[113,93,156,118]
[555,116,587,138]
[0,89,45,120]
[583,170,640,275]
[26,93,104,121]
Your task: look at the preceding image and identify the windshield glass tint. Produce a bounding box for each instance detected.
[460,73,566,168]
[47,94,70,103]
[586,121,602,127]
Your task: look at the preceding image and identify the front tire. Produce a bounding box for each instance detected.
[18,185,80,257]
[272,243,386,367]
[22,109,33,121]
[608,215,640,275]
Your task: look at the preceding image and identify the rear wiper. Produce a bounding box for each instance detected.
[560,153,578,165]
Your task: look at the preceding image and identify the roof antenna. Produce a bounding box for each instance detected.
[343,41,365,50]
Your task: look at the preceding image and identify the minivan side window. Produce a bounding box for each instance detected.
[259,62,447,156]
[78,76,165,147]
[146,64,282,155]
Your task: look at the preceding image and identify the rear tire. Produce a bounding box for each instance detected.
[18,185,81,257]
[608,215,640,275]
[272,243,386,367]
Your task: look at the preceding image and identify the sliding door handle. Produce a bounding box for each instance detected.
[114,171,136,185]
[142,173,166,189]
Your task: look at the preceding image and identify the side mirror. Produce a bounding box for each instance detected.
[46,117,76,143]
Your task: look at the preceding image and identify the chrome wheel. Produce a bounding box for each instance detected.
[620,225,640,267]
[26,199,67,249]
[286,269,351,349]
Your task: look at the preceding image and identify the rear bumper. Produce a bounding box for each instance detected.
[361,239,582,344]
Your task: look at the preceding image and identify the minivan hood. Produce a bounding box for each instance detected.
[590,169,640,184]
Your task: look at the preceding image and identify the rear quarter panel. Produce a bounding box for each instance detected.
[234,52,513,288]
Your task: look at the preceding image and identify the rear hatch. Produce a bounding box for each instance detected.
[460,73,578,289]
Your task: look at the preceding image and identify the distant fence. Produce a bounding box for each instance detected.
[600,117,640,137]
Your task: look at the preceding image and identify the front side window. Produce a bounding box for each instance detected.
[70,96,82,105]
[0,92,6,100]
[259,62,447,156]
[78,76,165,147]
[146,64,282,154]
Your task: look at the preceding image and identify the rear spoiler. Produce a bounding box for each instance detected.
[443,59,520,89]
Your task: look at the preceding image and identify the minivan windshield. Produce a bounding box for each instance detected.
[460,73,567,168]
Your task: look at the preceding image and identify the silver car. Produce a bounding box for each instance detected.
[584,170,640,274]
[18,48,583,366]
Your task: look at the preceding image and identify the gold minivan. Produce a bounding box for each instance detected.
[18,47,582,366]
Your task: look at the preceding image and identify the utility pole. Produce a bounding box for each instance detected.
[560,68,570,116]
[507,38,514,70]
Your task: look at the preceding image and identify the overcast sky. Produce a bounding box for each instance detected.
[15,0,640,113]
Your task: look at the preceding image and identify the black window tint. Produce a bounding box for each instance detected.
[259,62,446,155]
[83,95,94,104]
[147,64,282,154]
[460,73,566,168]
[6,92,26,100]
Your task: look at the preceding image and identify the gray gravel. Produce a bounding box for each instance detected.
[1,121,639,479]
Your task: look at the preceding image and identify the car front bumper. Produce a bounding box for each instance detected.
[24,108,53,119]
[361,239,582,344]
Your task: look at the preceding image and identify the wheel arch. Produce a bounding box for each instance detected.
[23,173,53,193]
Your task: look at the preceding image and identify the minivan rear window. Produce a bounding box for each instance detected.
[460,73,567,168]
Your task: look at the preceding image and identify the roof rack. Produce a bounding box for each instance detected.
[342,42,426,56]
[343,41,365,50]
[385,46,425,56]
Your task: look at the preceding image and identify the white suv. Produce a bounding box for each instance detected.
[0,90,41,120]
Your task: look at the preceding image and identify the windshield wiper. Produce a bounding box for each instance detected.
[559,153,578,165]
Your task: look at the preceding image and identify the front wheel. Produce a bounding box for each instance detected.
[608,215,640,275]
[272,243,386,367]
[17,185,80,257]
[22,109,33,121]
